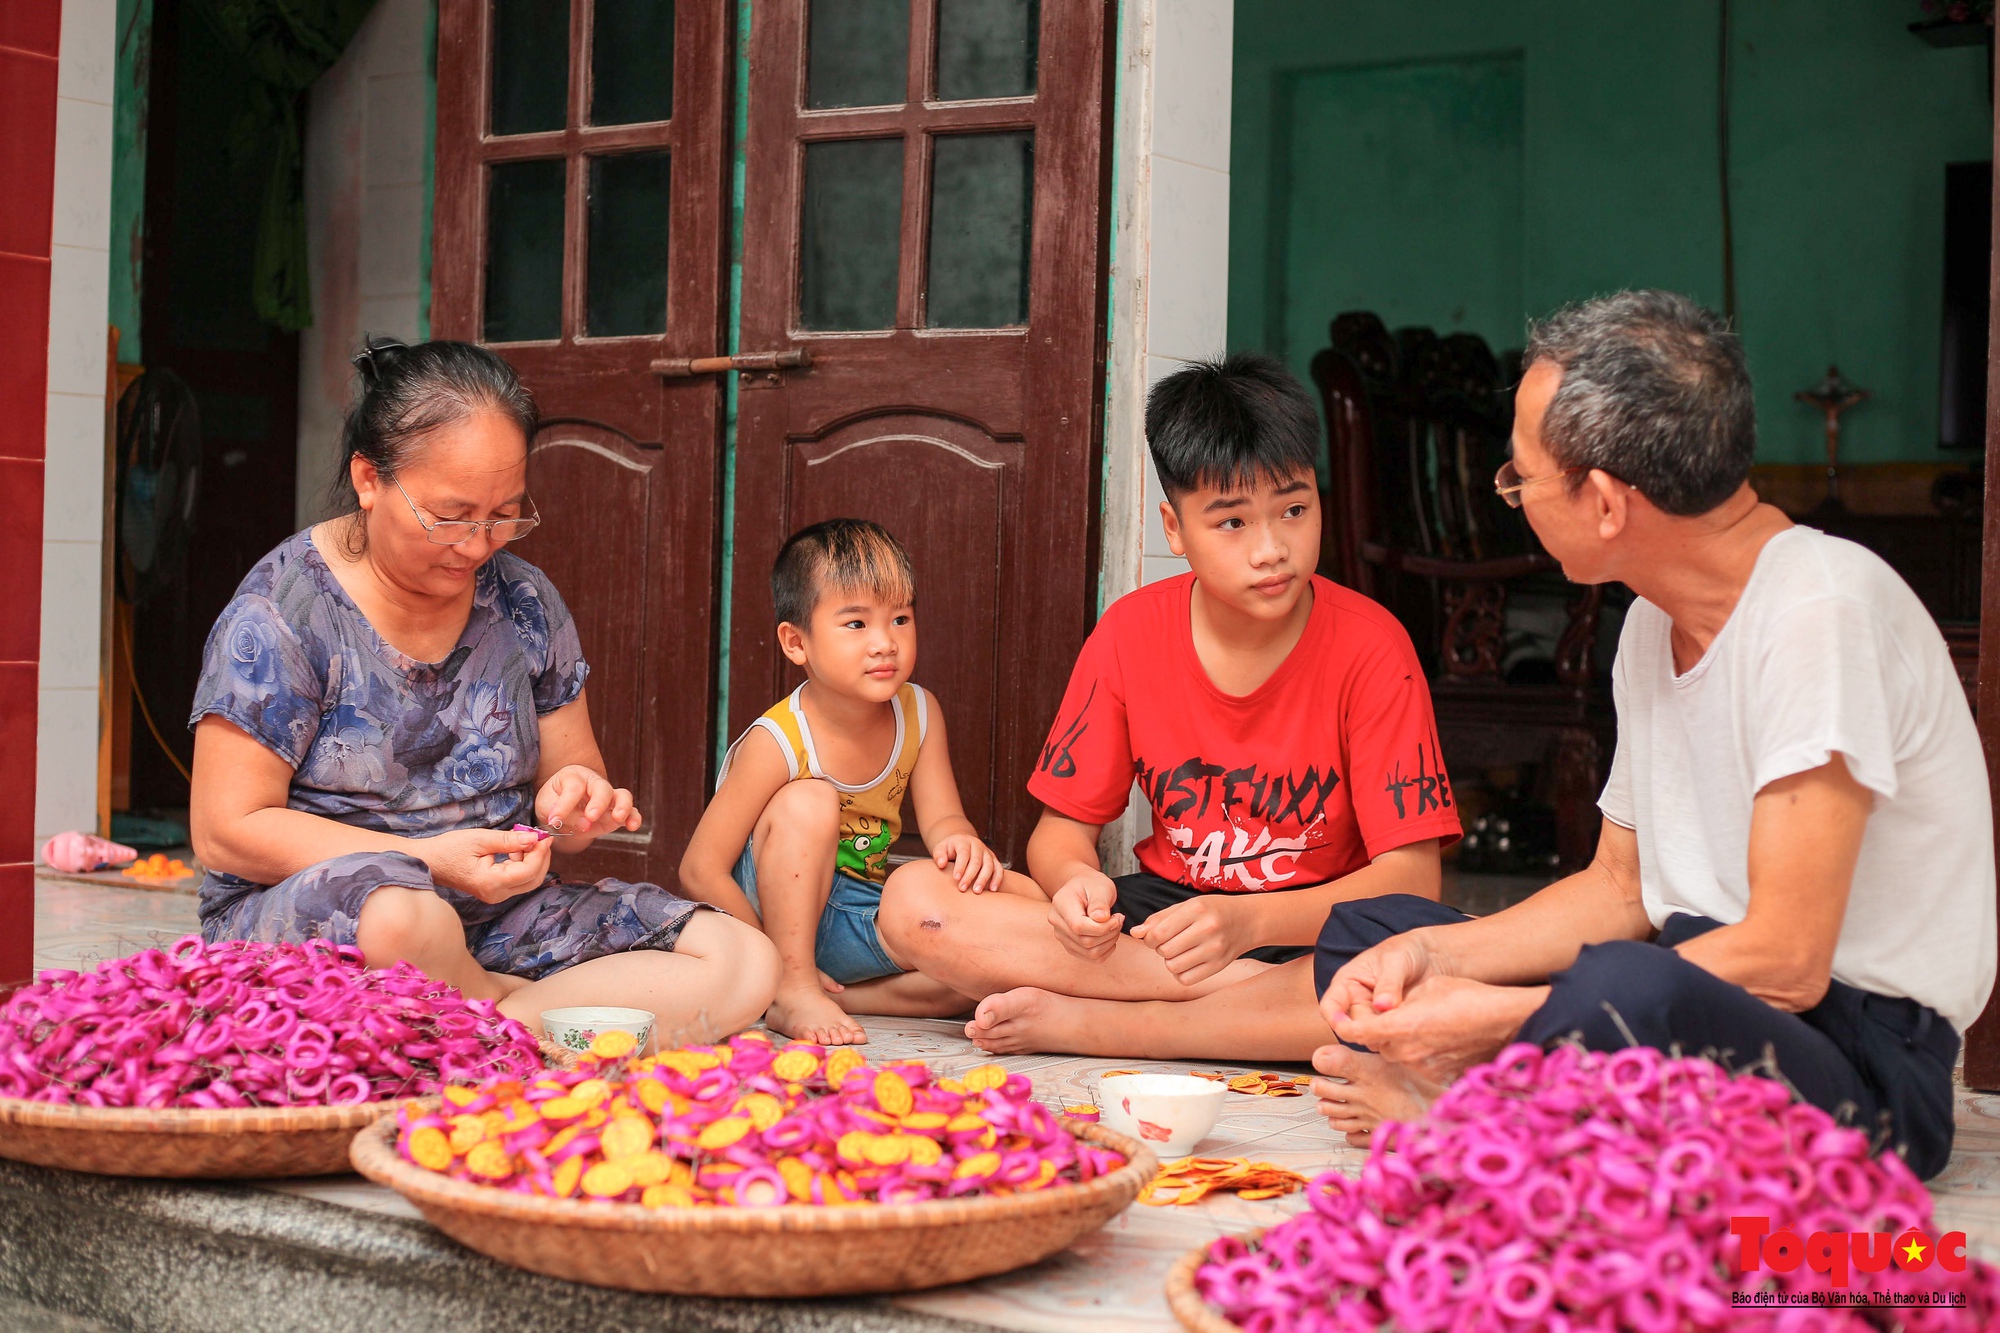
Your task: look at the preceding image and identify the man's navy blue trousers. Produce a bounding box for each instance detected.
[1313,894,1961,1180]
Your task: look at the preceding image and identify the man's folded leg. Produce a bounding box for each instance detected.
[1519,916,1958,1179]
[1312,894,1474,1049]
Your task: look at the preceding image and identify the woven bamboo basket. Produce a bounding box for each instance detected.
[0,1098,392,1178]
[350,1117,1157,1296]
[1166,1228,1262,1333]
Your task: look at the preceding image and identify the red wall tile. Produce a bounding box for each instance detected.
[0,255,50,463]
[0,458,43,664]
[0,1,62,60]
[0,660,37,865]
[0,49,57,261]
[0,663,34,883]
[0,0,54,980]
[0,865,31,985]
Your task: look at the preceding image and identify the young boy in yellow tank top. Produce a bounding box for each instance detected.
[678,520,1045,1045]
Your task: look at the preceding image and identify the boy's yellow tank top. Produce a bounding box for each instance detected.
[731,682,928,884]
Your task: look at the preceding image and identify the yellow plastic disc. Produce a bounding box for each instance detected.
[863,1134,912,1166]
[952,1151,1001,1180]
[628,1151,675,1188]
[826,1048,866,1090]
[600,1116,654,1161]
[696,1116,754,1151]
[406,1125,453,1172]
[963,1063,1007,1093]
[588,1029,639,1060]
[873,1069,915,1118]
[581,1159,635,1198]
[771,1049,820,1083]
[464,1141,513,1181]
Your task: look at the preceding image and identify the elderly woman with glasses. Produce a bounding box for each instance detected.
[186,338,780,1042]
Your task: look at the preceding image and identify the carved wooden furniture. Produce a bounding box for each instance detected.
[1312,313,1613,872]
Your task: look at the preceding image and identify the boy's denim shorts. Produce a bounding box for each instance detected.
[733,842,904,986]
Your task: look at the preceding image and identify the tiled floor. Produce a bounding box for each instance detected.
[24,877,2000,1330]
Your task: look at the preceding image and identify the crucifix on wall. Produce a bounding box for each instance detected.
[1795,365,1870,513]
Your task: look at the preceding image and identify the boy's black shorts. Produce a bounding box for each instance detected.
[1111,871,1315,965]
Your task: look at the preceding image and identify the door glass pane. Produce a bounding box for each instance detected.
[591,0,674,125]
[927,131,1032,328]
[587,153,671,336]
[935,0,1037,101]
[800,138,903,330]
[806,0,909,109]
[491,0,569,135]
[485,159,566,341]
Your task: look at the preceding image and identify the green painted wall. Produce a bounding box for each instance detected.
[110,0,152,360]
[1232,1,1992,465]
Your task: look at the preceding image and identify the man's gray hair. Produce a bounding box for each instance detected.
[1524,291,1755,516]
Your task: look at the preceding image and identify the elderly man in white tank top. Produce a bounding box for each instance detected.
[1307,290,1994,1180]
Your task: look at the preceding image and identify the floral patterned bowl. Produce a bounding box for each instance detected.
[539,1007,655,1056]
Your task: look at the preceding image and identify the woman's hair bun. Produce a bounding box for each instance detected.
[351,336,411,388]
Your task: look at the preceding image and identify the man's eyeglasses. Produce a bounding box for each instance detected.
[393,477,541,545]
[1493,459,1583,509]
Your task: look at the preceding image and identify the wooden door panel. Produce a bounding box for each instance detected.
[731,0,1112,865]
[780,414,1022,831]
[435,0,729,890]
[509,423,659,825]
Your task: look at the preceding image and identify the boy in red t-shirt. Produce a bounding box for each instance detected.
[875,354,1462,1059]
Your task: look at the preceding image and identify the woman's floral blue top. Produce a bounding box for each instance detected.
[188,528,588,919]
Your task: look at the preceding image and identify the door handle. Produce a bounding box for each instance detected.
[652,349,812,377]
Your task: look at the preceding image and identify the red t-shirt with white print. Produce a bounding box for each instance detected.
[1027,573,1461,892]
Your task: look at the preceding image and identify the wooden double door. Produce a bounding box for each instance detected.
[432,0,1111,887]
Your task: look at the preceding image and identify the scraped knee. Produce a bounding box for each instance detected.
[876,860,959,961]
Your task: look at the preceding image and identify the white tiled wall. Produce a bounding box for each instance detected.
[37,0,116,842]
[1103,0,1234,601]
[298,0,431,526]
[1097,0,1234,869]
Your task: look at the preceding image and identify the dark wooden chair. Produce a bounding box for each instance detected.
[1312,312,1614,872]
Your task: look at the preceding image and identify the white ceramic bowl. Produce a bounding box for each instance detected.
[540,1006,656,1056]
[1096,1073,1226,1159]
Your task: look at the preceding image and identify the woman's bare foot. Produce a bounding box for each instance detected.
[1310,1043,1440,1147]
[765,981,868,1046]
[964,987,1107,1055]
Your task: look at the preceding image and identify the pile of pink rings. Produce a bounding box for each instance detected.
[1195,1042,2000,1332]
[0,935,543,1108]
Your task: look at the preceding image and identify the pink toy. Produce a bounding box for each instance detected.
[38,831,138,874]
